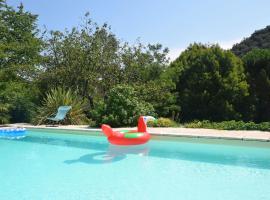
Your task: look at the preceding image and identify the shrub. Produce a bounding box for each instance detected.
[0,81,39,124]
[147,117,178,127]
[99,85,155,127]
[0,103,10,124]
[88,100,106,127]
[184,120,270,131]
[34,88,89,125]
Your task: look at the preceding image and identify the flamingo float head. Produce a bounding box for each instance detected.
[137,116,156,132]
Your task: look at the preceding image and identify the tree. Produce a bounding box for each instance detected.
[133,79,179,119]
[121,43,169,84]
[0,1,42,123]
[242,49,270,122]
[120,42,179,118]
[38,14,122,100]
[170,43,249,121]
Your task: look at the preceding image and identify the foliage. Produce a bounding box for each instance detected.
[1,82,39,123]
[147,117,178,127]
[232,26,270,57]
[121,42,179,119]
[88,99,106,127]
[184,120,270,131]
[38,14,122,100]
[34,88,89,125]
[96,85,155,127]
[242,49,270,122]
[170,43,249,122]
[0,2,43,80]
[121,43,169,84]
[1,1,270,130]
[0,102,10,124]
[0,1,42,123]
[133,80,179,119]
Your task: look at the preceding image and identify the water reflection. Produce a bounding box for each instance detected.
[64,144,149,165]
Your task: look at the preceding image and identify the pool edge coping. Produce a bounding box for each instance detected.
[14,125,270,143]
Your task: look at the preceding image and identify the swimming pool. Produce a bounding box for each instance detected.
[1,129,270,200]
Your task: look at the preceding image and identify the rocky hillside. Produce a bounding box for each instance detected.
[232,26,270,57]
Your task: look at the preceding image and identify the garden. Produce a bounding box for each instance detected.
[1,1,270,131]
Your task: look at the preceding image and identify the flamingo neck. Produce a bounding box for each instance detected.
[137,116,147,132]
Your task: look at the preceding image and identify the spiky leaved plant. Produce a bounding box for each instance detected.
[34,88,89,125]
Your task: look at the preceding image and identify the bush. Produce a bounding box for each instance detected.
[0,103,10,124]
[34,88,89,125]
[0,82,39,124]
[184,120,270,131]
[98,85,155,127]
[88,100,106,127]
[147,117,178,127]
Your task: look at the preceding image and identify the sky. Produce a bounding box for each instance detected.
[7,0,270,60]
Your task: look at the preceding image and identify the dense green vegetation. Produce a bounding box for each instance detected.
[232,26,270,57]
[170,44,248,121]
[34,88,89,125]
[242,49,270,122]
[147,118,179,127]
[0,1,42,123]
[0,1,269,128]
[184,120,270,132]
[90,85,155,127]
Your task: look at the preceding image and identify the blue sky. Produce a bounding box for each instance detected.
[7,0,270,60]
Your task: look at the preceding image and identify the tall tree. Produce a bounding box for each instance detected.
[0,1,42,123]
[170,43,249,121]
[120,42,179,118]
[121,43,169,84]
[242,49,270,122]
[38,14,121,101]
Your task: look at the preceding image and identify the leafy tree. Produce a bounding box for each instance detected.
[134,80,179,119]
[121,43,169,84]
[38,15,176,121]
[0,1,42,123]
[242,49,270,122]
[170,43,249,121]
[120,42,179,118]
[38,14,121,100]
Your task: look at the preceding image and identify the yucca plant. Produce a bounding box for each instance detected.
[34,88,89,125]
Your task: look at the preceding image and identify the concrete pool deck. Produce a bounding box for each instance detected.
[7,123,270,142]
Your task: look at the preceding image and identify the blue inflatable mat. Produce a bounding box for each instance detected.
[0,127,26,138]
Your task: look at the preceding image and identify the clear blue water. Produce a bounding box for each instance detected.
[1,129,270,200]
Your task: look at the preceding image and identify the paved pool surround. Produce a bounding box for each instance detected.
[7,124,270,142]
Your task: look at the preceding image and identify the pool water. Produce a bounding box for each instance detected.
[1,129,270,200]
